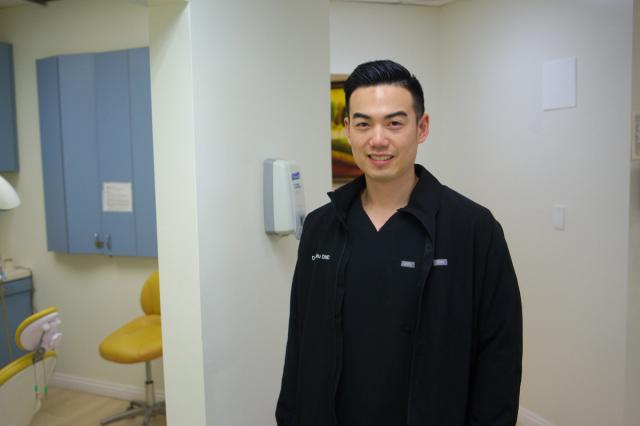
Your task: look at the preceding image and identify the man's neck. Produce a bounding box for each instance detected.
[360,169,418,230]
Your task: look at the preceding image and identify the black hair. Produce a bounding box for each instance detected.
[344,60,425,120]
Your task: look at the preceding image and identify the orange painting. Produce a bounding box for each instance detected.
[331,80,361,182]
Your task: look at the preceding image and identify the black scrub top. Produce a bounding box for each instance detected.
[336,197,427,426]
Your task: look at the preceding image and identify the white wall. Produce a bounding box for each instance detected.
[187,0,330,424]
[332,0,634,425]
[330,2,440,80]
[0,0,162,391]
[148,2,206,424]
[626,1,640,424]
[439,1,632,425]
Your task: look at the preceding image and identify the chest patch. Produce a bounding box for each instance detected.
[400,260,416,269]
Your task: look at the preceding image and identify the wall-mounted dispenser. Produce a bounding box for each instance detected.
[263,159,305,239]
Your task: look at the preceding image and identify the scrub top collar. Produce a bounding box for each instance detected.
[327,164,442,242]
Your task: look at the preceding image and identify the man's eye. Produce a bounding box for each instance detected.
[388,121,404,129]
[355,122,369,128]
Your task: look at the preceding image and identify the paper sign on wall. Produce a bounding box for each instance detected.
[542,56,577,111]
[102,182,133,213]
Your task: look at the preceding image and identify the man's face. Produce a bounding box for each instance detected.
[345,84,429,184]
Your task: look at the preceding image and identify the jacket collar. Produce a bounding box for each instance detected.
[327,164,442,240]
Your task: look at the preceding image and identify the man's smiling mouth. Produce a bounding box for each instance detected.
[368,155,394,161]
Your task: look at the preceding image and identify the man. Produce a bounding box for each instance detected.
[276,60,522,426]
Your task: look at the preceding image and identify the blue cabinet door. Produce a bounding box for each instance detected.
[129,48,157,257]
[58,54,103,254]
[95,50,137,256]
[0,276,33,369]
[37,57,69,252]
[0,42,18,172]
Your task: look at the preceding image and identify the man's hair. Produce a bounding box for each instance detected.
[344,60,425,120]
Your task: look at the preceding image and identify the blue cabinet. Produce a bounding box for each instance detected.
[36,48,157,257]
[0,274,33,369]
[0,42,18,172]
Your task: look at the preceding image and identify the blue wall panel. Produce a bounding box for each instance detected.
[58,54,102,254]
[0,42,18,172]
[129,48,157,257]
[36,57,69,252]
[95,50,136,256]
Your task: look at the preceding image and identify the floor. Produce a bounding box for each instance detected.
[30,387,166,426]
[30,386,522,425]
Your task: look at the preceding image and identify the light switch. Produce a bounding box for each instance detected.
[552,205,565,231]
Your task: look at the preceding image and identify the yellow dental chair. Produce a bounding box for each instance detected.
[0,307,62,426]
[99,271,164,426]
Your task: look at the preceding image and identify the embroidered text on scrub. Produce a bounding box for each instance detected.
[312,254,331,261]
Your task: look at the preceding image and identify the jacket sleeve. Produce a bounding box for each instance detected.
[467,219,523,426]
[275,258,302,426]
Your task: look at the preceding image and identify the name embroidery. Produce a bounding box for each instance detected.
[433,259,448,266]
[400,260,416,268]
[311,253,331,261]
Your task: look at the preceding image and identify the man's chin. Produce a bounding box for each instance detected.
[363,169,398,183]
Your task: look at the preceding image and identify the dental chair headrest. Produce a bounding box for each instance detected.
[15,307,62,352]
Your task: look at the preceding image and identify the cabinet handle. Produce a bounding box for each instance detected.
[94,233,104,249]
[105,233,111,250]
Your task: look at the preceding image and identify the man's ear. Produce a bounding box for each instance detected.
[418,113,430,144]
[344,116,351,144]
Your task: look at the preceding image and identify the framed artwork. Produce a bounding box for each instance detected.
[633,112,640,160]
[331,75,361,183]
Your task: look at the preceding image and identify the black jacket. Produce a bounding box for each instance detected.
[276,164,522,426]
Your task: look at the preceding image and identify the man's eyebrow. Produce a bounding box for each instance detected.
[351,112,371,120]
[384,111,409,120]
[351,111,409,120]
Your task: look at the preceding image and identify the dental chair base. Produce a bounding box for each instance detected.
[100,360,165,426]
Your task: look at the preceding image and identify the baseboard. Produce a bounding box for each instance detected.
[50,372,164,402]
[519,406,555,426]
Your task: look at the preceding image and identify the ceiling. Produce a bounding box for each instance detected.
[0,0,458,9]
[336,0,457,5]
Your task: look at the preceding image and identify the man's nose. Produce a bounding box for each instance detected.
[370,125,389,147]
